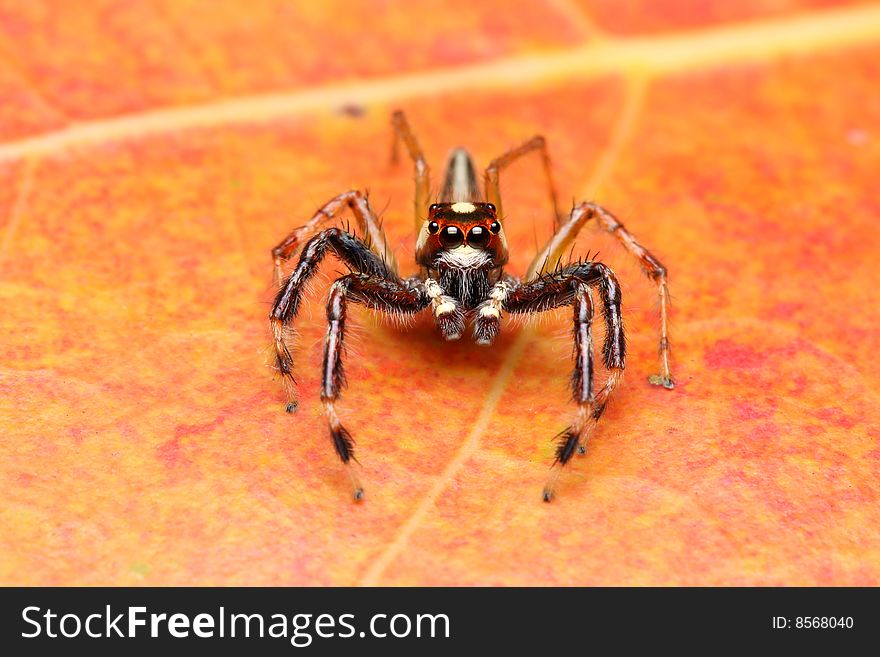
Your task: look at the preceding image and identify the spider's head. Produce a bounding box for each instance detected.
[415,201,509,269]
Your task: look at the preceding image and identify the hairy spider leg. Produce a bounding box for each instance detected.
[270,190,397,285]
[390,110,432,235]
[502,261,626,501]
[323,273,429,500]
[270,227,392,412]
[484,135,562,228]
[527,201,674,389]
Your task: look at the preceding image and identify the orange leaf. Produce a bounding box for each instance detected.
[1,1,879,585]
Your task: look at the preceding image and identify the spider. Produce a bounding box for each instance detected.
[269,110,674,502]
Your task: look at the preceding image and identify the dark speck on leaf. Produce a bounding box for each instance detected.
[338,103,366,118]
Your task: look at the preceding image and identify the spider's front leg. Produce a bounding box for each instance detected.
[270,227,391,412]
[322,273,429,500]
[503,262,626,501]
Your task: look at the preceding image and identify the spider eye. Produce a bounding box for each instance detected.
[467,225,490,247]
[428,220,440,234]
[489,221,501,234]
[486,203,496,213]
[429,203,441,212]
[439,225,463,247]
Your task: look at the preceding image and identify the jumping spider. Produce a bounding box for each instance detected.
[269,111,674,502]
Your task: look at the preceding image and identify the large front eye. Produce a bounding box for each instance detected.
[439,225,463,247]
[467,225,490,247]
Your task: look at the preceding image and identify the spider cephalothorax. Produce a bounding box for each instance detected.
[417,201,507,268]
[269,111,674,502]
[416,201,507,321]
